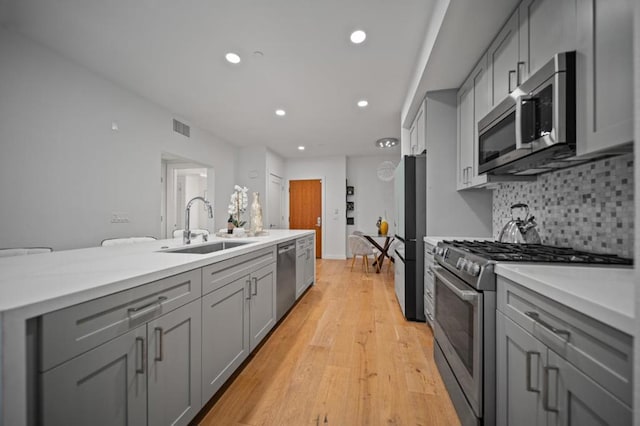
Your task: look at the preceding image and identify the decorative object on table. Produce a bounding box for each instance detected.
[346,186,354,195]
[250,192,264,234]
[379,218,389,236]
[376,216,382,235]
[498,203,541,244]
[227,215,234,234]
[228,185,248,229]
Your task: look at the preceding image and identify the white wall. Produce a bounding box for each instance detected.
[285,156,347,259]
[0,28,237,250]
[346,154,398,235]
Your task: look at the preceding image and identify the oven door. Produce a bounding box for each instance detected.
[433,265,483,417]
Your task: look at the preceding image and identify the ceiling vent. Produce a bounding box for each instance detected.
[173,119,190,137]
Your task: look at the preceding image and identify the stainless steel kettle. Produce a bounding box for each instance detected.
[498,203,541,244]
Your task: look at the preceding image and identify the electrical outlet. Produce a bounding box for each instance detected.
[110,212,130,224]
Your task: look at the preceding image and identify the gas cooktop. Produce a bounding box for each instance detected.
[441,240,632,265]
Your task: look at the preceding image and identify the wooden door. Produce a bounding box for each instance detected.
[289,179,321,258]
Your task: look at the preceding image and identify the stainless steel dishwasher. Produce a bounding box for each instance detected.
[276,241,297,321]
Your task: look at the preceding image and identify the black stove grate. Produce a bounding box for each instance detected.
[441,240,633,265]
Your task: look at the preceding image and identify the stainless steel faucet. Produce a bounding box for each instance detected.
[184,196,214,245]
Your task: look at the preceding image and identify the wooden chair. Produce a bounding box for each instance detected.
[0,247,53,257]
[101,237,157,247]
[348,234,377,274]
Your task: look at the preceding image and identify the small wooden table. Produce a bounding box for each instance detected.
[362,233,395,273]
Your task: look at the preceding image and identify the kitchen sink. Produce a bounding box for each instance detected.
[161,241,251,254]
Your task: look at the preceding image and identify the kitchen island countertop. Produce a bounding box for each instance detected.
[0,229,314,315]
[495,263,635,335]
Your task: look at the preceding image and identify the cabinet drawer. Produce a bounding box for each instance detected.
[497,276,632,406]
[202,246,276,295]
[40,269,201,372]
[424,295,434,326]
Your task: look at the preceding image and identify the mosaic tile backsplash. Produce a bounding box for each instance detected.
[492,154,634,258]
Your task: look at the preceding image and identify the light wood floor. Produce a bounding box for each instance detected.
[197,259,460,426]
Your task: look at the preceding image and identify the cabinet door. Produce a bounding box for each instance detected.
[496,312,547,426]
[547,350,631,425]
[41,325,147,426]
[147,299,202,426]
[305,244,314,286]
[576,0,633,155]
[488,9,519,106]
[415,102,426,155]
[249,263,277,349]
[296,249,306,297]
[518,0,577,82]
[201,275,250,401]
[456,77,474,190]
[409,120,418,155]
[470,54,489,187]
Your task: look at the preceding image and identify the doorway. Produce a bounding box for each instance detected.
[289,179,322,258]
[267,173,283,229]
[161,155,214,239]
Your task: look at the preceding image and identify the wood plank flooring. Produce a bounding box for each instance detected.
[197,259,460,426]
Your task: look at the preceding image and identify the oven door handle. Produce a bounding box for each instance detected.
[432,266,478,302]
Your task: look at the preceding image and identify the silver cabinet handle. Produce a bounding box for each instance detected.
[245,280,252,300]
[543,366,559,412]
[154,327,163,361]
[525,311,570,341]
[517,61,526,86]
[426,312,434,322]
[508,69,517,93]
[128,296,167,316]
[135,337,145,374]
[432,266,478,302]
[526,351,540,393]
[252,277,258,296]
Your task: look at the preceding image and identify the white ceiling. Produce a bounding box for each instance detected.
[3,0,440,158]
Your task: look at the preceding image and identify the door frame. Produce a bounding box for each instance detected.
[287,177,324,259]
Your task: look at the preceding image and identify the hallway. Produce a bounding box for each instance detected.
[198,259,459,425]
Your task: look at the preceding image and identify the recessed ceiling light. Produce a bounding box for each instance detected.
[375,137,399,149]
[275,109,286,116]
[298,146,305,151]
[225,52,241,64]
[357,100,368,108]
[350,30,367,44]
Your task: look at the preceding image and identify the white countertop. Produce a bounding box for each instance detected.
[0,230,314,315]
[495,263,636,335]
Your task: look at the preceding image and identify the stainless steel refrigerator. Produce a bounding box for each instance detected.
[393,154,426,322]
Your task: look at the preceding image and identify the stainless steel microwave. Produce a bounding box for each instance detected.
[477,51,576,175]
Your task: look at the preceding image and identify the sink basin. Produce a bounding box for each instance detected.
[162,241,251,254]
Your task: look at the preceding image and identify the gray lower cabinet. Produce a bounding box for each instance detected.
[296,242,306,297]
[147,299,202,426]
[201,260,277,401]
[496,278,632,425]
[249,263,276,349]
[304,239,314,286]
[41,325,148,426]
[201,273,250,401]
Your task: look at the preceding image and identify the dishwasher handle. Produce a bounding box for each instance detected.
[278,243,296,254]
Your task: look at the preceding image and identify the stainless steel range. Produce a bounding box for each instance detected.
[431,240,632,426]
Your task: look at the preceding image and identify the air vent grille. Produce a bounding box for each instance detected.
[173,119,190,137]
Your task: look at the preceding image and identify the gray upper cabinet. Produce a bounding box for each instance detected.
[518,0,577,82]
[201,273,250,401]
[41,325,148,426]
[488,9,519,106]
[457,54,489,190]
[409,101,426,155]
[575,0,633,155]
[249,263,277,349]
[147,299,202,426]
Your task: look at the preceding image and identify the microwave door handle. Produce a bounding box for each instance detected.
[515,95,536,150]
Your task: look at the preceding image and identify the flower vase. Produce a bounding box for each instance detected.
[250,192,264,234]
